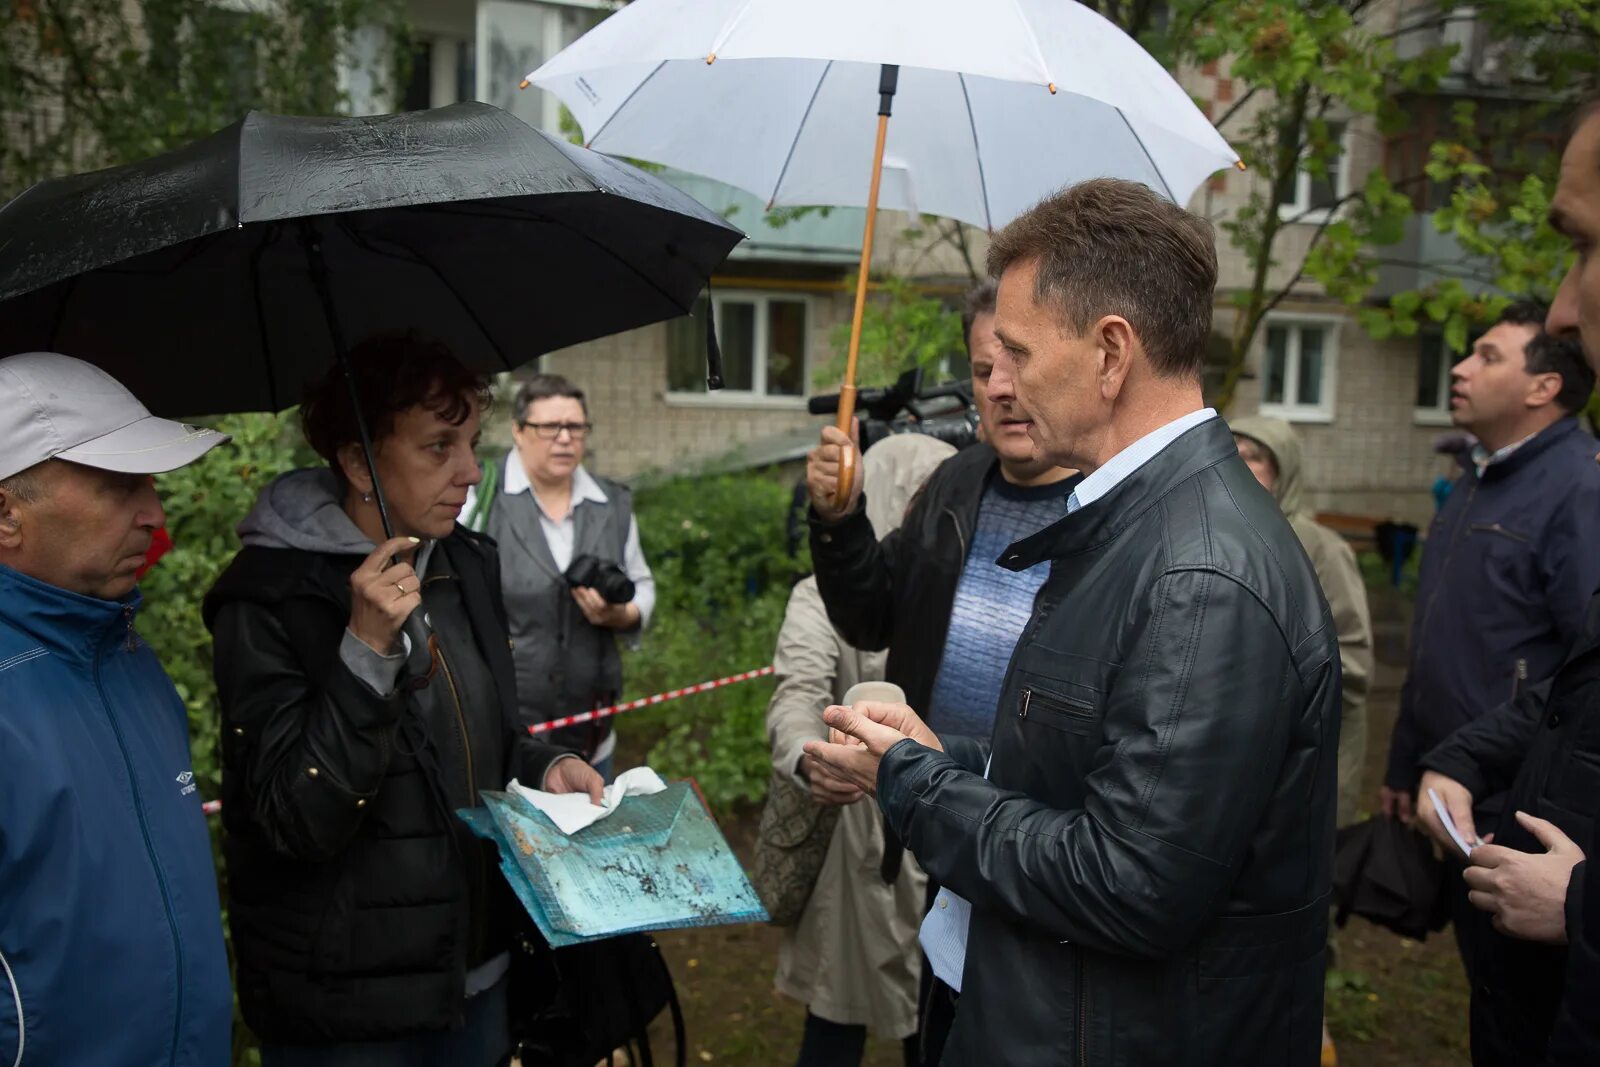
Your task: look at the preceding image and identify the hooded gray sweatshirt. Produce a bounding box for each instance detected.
[238,468,434,695]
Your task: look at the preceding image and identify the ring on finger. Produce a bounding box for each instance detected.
[395,580,409,598]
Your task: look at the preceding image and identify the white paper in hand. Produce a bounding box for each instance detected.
[508,765,666,835]
[1428,787,1482,857]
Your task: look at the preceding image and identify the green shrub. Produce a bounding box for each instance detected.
[621,468,807,810]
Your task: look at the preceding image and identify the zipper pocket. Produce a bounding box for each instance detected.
[1020,686,1097,732]
[1511,658,1528,701]
[1470,522,1530,543]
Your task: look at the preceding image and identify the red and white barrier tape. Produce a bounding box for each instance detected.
[199,664,776,817]
[527,665,775,736]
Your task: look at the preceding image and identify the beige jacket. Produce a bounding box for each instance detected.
[766,434,954,1037]
[1232,415,1374,825]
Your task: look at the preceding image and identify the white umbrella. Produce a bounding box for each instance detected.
[525,0,1239,503]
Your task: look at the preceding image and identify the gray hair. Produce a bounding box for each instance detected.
[0,463,46,504]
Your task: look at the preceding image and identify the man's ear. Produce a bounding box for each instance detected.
[1527,372,1564,410]
[337,443,376,495]
[1096,315,1138,400]
[0,488,25,551]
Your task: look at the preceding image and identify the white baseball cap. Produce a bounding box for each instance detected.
[0,352,230,482]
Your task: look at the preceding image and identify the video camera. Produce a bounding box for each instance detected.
[807,367,980,453]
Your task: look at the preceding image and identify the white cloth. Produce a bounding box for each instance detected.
[507,765,667,835]
[492,452,657,628]
[1068,408,1217,512]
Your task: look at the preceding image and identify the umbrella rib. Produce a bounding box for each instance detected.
[1116,108,1176,203]
[46,273,79,350]
[250,224,278,411]
[341,221,515,372]
[407,203,696,315]
[1006,0,1057,86]
[957,74,994,234]
[583,60,669,149]
[766,59,832,209]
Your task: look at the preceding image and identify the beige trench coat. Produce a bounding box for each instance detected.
[766,576,927,1037]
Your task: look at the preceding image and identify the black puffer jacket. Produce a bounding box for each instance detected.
[205,484,569,1042]
[876,418,1340,1065]
[809,442,997,722]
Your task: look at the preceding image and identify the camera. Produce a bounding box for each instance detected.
[564,554,636,605]
[807,367,980,453]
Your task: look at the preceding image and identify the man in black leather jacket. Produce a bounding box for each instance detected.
[807,179,1340,1065]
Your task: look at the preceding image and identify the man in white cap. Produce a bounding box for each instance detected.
[0,353,234,1066]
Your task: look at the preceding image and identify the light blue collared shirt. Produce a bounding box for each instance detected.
[1067,407,1218,513]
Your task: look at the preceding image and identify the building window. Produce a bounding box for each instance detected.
[1415,332,1453,423]
[1277,122,1347,223]
[667,292,812,402]
[401,36,474,111]
[1259,318,1338,423]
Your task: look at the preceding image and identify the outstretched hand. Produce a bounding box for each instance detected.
[802,701,941,798]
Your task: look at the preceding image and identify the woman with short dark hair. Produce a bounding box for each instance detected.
[464,372,655,780]
[205,335,602,1065]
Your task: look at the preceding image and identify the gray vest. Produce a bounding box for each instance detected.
[484,461,633,755]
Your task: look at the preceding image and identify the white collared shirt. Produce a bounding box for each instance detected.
[1068,407,1218,513]
[493,451,656,629]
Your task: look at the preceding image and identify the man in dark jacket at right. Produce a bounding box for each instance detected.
[1382,301,1600,836]
[806,178,1339,1065]
[1415,95,1600,1067]
[1380,300,1598,978]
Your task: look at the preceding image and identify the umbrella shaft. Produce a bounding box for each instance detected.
[301,222,396,540]
[836,109,893,434]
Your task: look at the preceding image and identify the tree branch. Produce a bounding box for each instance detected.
[1213,86,1262,132]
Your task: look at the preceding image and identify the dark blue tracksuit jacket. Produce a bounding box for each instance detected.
[0,564,231,1066]
[1388,418,1600,812]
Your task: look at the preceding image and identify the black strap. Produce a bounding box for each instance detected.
[879,813,905,884]
[704,284,724,390]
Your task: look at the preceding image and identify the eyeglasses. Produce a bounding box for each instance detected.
[520,421,593,440]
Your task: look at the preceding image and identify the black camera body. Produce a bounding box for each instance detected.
[564,554,635,605]
[807,367,980,453]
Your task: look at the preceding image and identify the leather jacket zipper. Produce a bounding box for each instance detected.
[1511,658,1528,701]
[436,649,477,801]
[1077,952,1088,1067]
[433,635,489,966]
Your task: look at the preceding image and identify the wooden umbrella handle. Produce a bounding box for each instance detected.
[829,66,898,514]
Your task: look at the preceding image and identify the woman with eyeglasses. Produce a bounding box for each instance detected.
[464,374,656,781]
[205,336,604,1064]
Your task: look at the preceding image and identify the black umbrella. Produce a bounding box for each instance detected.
[0,101,741,677]
[0,99,741,404]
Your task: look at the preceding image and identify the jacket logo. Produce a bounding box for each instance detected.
[176,771,197,796]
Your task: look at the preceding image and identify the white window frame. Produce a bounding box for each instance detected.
[1277,124,1351,225]
[1257,314,1341,424]
[664,290,815,409]
[1414,333,1456,426]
